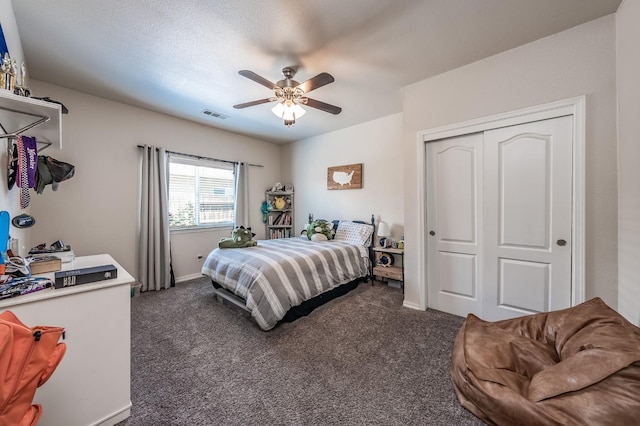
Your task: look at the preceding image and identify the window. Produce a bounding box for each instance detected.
[168,154,236,230]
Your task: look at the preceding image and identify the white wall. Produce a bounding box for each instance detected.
[282,113,403,239]
[403,16,618,310]
[25,80,282,282]
[0,0,29,253]
[616,0,640,325]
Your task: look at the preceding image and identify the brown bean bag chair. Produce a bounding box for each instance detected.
[450,298,640,426]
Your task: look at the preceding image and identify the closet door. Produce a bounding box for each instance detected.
[482,115,573,320]
[426,133,484,317]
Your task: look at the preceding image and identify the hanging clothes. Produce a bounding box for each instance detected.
[35,156,75,194]
[16,136,38,208]
[21,136,38,188]
[7,142,17,190]
[16,136,30,208]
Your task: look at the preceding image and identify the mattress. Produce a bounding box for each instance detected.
[201,237,370,330]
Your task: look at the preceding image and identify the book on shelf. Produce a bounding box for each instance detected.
[269,228,292,239]
[273,213,291,226]
[279,213,290,225]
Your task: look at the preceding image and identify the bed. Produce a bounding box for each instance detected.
[201,219,375,330]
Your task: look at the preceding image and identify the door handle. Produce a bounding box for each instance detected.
[429,231,435,236]
[557,239,567,246]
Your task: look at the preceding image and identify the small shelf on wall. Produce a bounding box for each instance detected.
[0,90,62,149]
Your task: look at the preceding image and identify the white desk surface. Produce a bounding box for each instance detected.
[0,254,134,309]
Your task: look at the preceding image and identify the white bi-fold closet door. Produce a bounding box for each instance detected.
[426,115,573,321]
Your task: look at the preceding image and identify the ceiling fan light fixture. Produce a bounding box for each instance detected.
[271,100,306,126]
[234,67,340,126]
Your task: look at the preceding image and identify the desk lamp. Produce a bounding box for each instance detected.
[377,221,390,248]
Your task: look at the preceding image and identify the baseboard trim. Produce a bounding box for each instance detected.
[175,273,204,283]
[403,300,421,310]
[92,402,132,426]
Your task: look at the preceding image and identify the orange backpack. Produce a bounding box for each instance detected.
[0,311,66,426]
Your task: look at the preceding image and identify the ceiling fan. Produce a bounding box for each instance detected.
[233,67,342,127]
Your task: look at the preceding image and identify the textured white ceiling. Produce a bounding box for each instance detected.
[11,0,621,143]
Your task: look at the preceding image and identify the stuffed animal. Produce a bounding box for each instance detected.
[218,226,258,249]
[305,220,334,241]
[274,196,286,210]
[261,201,270,223]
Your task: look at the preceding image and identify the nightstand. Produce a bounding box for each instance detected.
[372,246,405,293]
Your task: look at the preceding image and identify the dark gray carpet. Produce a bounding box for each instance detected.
[119,277,484,426]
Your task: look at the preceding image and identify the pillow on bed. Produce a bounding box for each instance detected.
[334,221,373,247]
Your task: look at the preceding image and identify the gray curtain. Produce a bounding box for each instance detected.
[138,145,172,291]
[234,162,250,227]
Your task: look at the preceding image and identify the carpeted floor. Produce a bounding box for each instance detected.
[118,277,484,426]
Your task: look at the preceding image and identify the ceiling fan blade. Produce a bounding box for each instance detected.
[303,98,342,115]
[233,98,276,109]
[238,70,278,90]
[297,73,335,94]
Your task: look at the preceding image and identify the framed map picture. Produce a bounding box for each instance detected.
[327,163,362,190]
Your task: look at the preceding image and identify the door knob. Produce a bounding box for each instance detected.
[557,239,567,246]
[429,231,435,236]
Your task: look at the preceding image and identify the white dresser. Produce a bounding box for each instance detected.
[0,254,133,426]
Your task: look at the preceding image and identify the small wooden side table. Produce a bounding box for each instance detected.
[372,246,405,293]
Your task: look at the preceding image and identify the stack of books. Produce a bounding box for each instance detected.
[29,256,62,274]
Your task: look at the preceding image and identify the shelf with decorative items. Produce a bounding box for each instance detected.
[373,246,405,293]
[264,185,294,239]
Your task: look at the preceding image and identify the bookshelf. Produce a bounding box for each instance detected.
[265,191,294,239]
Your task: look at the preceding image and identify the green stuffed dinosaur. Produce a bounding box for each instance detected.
[218,226,258,249]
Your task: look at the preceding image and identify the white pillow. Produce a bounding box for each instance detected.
[334,221,373,247]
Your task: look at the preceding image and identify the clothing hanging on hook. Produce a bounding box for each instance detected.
[7,133,55,191]
[17,136,30,209]
[15,135,37,208]
[7,138,17,190]
[19,136,37,188]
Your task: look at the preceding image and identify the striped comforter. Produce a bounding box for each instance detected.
[201,237,370,330]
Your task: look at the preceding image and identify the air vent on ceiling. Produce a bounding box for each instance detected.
[201,109,229,119]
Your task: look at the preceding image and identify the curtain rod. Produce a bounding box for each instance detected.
[136,145,263,167]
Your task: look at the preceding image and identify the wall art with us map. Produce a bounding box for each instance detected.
[327,163,362,190]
